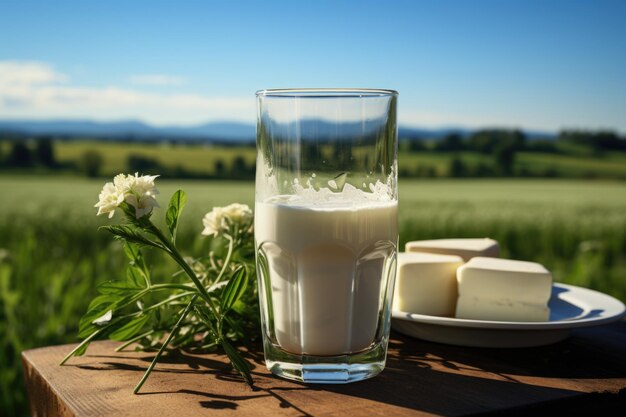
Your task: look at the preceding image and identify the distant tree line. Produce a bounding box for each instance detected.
[403,129,626,155]
[0,137,58,169]
[400,129,626,179]
[125,154,255,180]
[0,137,256,180]
[1,129,624,180]
[558,130,626,152]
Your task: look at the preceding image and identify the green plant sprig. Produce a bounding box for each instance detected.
[60,189,257,392]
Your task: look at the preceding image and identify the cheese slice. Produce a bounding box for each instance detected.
[393,252,464,317]
[405,238,499,262]
[456,257,552,322]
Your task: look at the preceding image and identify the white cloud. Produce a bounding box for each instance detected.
[3,61,620,132]
[0,60,254,125]
[128,74,186,86]
[0,60,67,85]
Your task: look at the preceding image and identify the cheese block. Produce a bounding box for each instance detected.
[405,238,499,261]
[393,252,465,317]
[455,257,552,322]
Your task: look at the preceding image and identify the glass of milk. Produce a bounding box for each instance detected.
[255,89,398,383]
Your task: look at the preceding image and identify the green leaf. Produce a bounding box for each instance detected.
[119,202,153,227]
[78,302,113,337]
[124,243,147,272]
[231,299,247,315]
[109,314,151,341]
[73,340,91,356]
[126,266,147,289]
[123,243,150,287]
[220,267,248,314]
[193,304,215,326]
[165,190,186,242]
[87,294,122,310]
[100,225,162,248]
[95,268,146,296]
[97,279,143,295]
[221,339,252,386]
[78,293,135,338]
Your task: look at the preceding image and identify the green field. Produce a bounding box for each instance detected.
[1,176,626,415]
[54,141,257,175]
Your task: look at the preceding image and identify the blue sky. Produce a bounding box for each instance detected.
[1,0,625,132]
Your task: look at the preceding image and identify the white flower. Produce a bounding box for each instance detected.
[202,203,252,236]
[113,173,133,194]
[124,173,160,219]
[95,182,125,218]
[95,173,159,219]
[221,203,253,224]
[201,207,224,236]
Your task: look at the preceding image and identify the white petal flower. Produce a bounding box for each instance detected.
[125,173,160,219]
[113,173,133,194]
[221,203,253,224]
[202,207,225,236]
[95,182,125,218]
[131,173,160,198]
[201,203,252,236]
[95,173,160,219]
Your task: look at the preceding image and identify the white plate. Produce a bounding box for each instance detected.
[391,283,626,348]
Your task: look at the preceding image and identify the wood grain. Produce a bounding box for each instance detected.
[22,322,626,417]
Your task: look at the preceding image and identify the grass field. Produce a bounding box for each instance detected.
[1,176,626,415]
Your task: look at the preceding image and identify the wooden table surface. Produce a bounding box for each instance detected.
[22,322,626,417]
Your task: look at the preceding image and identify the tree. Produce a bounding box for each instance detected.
[231,155,250,178]
[593,131,625,151]
[8,141,33,167]
[82,150,104,178]
[473,162,495,177]
[449,156,467,178]
[408,139,427,152]
[526,140,557,153]
[435,133,464,151]
[214,159,226,178]
[127,154,161,174]
[494,143,516,176]
[469,129,526,154]
[35,138,55,167]
[416,164,438,177]
[559,129,626,152]
[301,141,323,170]
[332,141,353,170]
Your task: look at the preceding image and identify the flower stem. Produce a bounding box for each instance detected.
[150,283,195,292]
[147,222,220,318]
[115,330,156,352]
[215,234,234,282]
[133,294,198,394]
[142,292,194,312]
[59,328,102,365]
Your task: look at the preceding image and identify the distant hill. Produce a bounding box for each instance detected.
[398,127,471,140]
[0,119,555,142]
[0,119,257,142]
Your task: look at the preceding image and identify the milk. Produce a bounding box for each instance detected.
[255,185,398,356]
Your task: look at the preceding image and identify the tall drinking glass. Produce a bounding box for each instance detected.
[255,89,398,383]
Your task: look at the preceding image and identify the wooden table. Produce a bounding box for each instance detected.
[22,322,626,416]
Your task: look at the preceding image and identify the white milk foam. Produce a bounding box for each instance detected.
[267,180,393,209]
